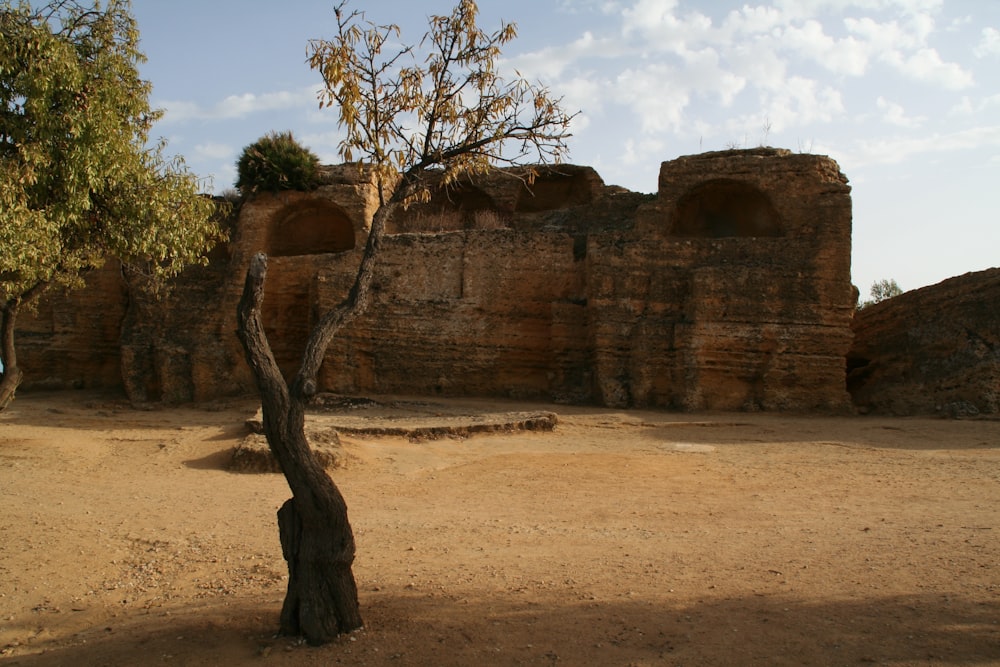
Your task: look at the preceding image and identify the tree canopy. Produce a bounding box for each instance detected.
[235,130,321,195]
[0,0,221,407]
[308,0,574,205]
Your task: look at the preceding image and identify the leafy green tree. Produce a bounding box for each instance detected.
[0,0,221,409]
[235,130,320,195]
[236,0,574,643]
[858,278,903,309]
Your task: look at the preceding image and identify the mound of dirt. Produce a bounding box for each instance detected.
[230,433,346,473]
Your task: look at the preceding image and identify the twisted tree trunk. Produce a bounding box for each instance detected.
[236,254,362,641]
[235,191,403,644]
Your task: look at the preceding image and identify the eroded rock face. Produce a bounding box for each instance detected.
[848,268,1000,416]
[18,150,857,412]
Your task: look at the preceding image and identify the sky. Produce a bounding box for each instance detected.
[130,0,1000,295]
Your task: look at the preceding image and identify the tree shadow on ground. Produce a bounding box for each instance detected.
[6,589,997,666]
[182,447,237,471]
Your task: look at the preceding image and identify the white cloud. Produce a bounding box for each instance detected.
[527,0,982,150]
[842,124,1000,168]
[615,65,691,133]
[723,4,784,35]
[620,0,679,35]
[949,96,975,115]
[885,47,974,89]
[774,0,943,19]
[975,27,1000,58]
[876,96,925,128]
[845,16,930,52]
[299,130,348,164]
[620,0,713,53]
[566,111,593,136]
[220,90,310,117]
[157,100,201,123]
[193,142,234,160]
[946,15,971,32]
[563,0,973,136]
[727,39,788,91]
[504,31,627,81]
[841,14,973,89]
[554,75,604,121]
[904,11,937,44]
[760,76,845,131]
[949,94,1000,116]
[208,164,237,194]
[777,19,870,76]
[159,86,319,123]
[707,76,844,146]
[611,48,746,135]
[619,136,666,166]
[676,47,746,105]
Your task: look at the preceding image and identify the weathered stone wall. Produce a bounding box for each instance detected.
[18,149,856,411]
[591,149,855,410]
[16,261,127,391]
[318,230,590,402]
[848,268,1000,416]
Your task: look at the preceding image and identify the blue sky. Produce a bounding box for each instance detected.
[131,0,999,295]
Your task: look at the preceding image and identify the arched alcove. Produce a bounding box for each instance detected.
[270,200,355,256]
[391,184,500,232]
[515,169,595,213]
[672,179,782,237]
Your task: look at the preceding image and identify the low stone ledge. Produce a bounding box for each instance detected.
[235,394,559,472]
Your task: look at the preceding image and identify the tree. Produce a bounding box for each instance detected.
[858,278,903,309]
[235,0,574,644]
[0,0,221,409]
[235,130,320,196]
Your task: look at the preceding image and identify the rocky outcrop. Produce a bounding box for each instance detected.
[18,149,857,412]
[848,268,1000,416]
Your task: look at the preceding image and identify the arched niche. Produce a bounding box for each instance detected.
[270,200,355,256]
[515,169,595,213]
[391,184,500,232]
[671,179,783,237]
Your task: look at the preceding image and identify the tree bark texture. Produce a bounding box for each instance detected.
[235,182,409,643]
[1,284,48,411]
[0,300,24,411]
[236,254,363,643]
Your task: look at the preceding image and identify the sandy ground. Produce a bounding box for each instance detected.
[1,390,998,667]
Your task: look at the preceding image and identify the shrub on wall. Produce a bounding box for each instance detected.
[235,131,320,195]
[858,278,903,309]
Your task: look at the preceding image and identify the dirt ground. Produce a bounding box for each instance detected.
[1,391,998,667]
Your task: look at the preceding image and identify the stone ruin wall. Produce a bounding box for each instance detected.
[848,267,1000,416]
[15,262,128,392]
[18,148,856,411]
